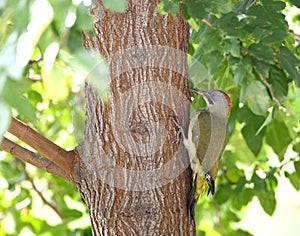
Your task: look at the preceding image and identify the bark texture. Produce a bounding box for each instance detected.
[73,0,193,235]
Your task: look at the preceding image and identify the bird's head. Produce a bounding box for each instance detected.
[190,89,232,116]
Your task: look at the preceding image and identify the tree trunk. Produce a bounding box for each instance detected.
[73,0,193,235]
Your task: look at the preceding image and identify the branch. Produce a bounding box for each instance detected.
[0,137,73,183]
[18,161,63,218]
[202,18,213,27]
[259,74,282,106]
[7,118,74,175]
[278,155,300,171]
[246,0,256,10]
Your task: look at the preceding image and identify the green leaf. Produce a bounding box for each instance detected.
[223,38,241,58]
[248,43,274,63]
[234,176,247,193]
[233,0,256,13]
[214,61,233,89]
[217,12,248,38]
[215,183,232,204]
[294,161,300,178]
[260,32,287,44]
[232,187,254,210]
[157,0,180,17]
[42,43,69,100]
[286,172,300,191]
[289,0,300,9]
[222,209,240,223]
[232,56,251,85]
[156,2,167,15]
[211,0,232,14]
[283,86,300,119]
[189,59,210,88]
[1,79,35,121]
[193,32,224,76]
[193,28,222,54]
[0,101,11,140]
[184,0,208,19]
[191,15,217,43]
[254,60,270,78]
[205,51,224,75]
[268,66,289,101]
[293,141,300,153]
[231,229,254,236]
[181,3,191,20]
[247,0,287,32]
[252,173,276,215]
[266,170,278,189]
[240,80,269,116]
[63,209,83,219]
[0,36,24,80]
[266,115,293,161]
[258,189,276,216]
[255,106,276,135]
[226,168,244,183]
[238,106,265,156]
[252,172,264,190]
[102,0,127,12]
[277,46,300,85]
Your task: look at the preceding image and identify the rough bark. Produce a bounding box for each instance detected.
[73,0,194,235]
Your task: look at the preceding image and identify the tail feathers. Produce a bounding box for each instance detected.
[188,174,199,219]
[188,197,198,220]
[188,173,216,219]
[205,173,215,195]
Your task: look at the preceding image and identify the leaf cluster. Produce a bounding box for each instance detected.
[0,0,91,234]
[158,0,300,235]
[0,0,299,235]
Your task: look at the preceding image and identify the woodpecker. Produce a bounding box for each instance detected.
[181,89,231,217]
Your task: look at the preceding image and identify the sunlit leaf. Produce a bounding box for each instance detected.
[255,106,276,135]
[294,161,300,178]
[102,0,127,12]
[286,171,300,191]
[0,101,11,140]
[42,42,68,100]
[266,115,293,161]
[240,80,269,116]
[157,0,180,17]
[1,79,35,121]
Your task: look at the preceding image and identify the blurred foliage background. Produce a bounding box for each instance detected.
[0,0,93,235]
[0,0,300,235]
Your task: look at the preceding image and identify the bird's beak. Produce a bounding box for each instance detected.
[190,88,205,96]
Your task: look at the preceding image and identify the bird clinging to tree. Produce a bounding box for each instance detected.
[179,89,231,218]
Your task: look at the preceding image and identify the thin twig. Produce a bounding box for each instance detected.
[259,74,283,106]
[202,18,213,28]
[18,161,63,219]
[278,155,300,171]
[246,0,256,10]
[0,137,73,183]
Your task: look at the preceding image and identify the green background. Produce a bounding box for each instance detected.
[0,0,300,235]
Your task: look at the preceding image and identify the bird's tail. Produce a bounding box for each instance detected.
[188,173,199,219]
